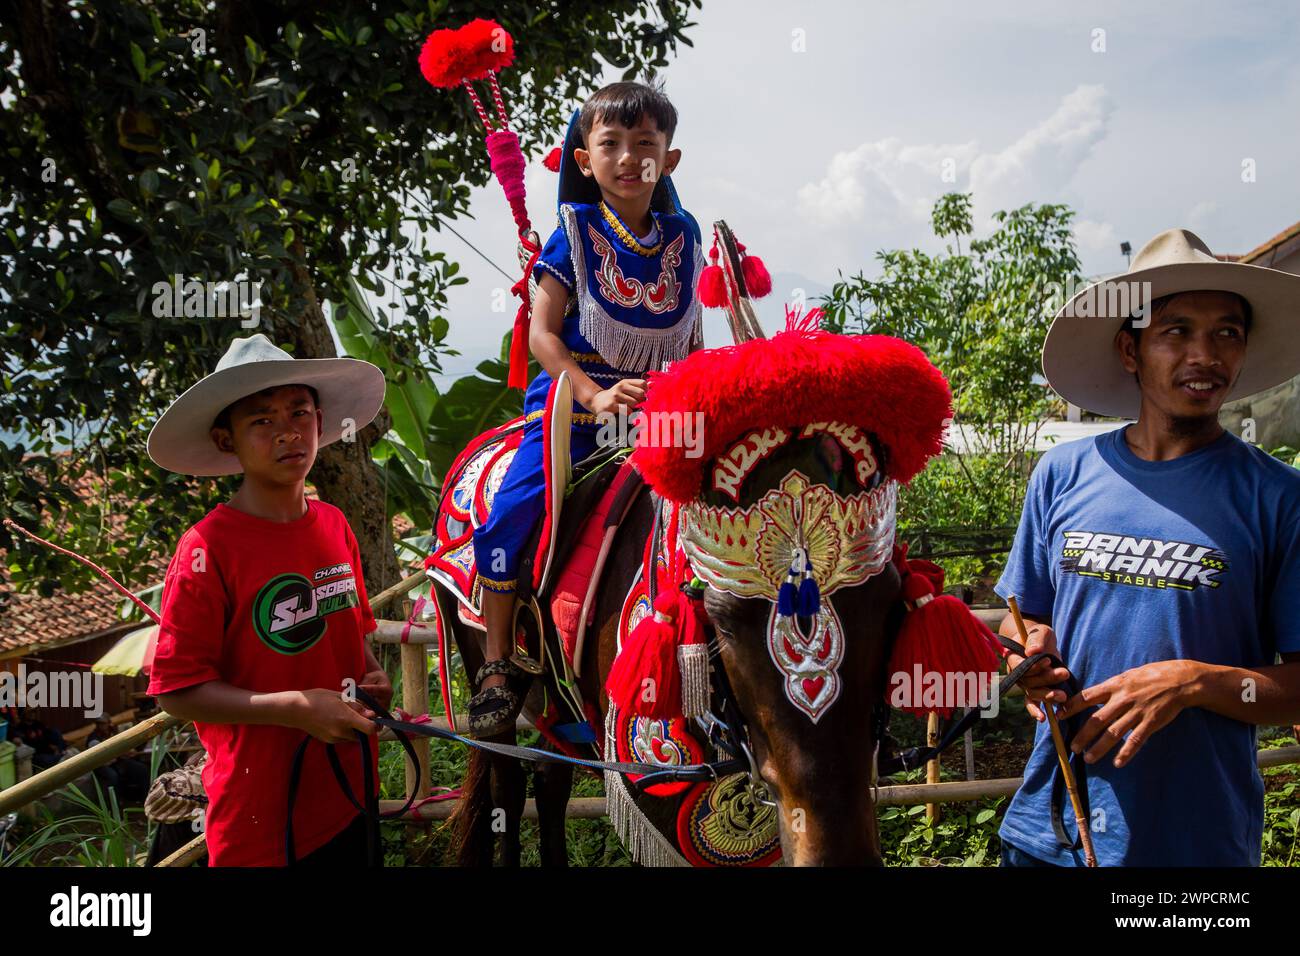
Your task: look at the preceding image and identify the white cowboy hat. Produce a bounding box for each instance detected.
[147,334,386,476]
[1042,228,1300,419]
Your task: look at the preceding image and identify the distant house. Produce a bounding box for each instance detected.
[0,561,153,735]
[1,474,162,735]
[1219,220,1300,450]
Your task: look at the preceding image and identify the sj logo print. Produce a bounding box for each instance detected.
[1060,530,1228,591]
[252,563,360,654]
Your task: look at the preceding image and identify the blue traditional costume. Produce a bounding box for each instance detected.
[472,111,705,594]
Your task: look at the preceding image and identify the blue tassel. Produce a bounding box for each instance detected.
[777,579,796,617]
[796,575,820,616]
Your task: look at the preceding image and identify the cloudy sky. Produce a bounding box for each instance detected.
[415,0,1300,385]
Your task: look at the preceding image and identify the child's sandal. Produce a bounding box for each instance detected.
[467,659,528,738]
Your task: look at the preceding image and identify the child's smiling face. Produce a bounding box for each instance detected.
[574,113,680,206]
[210,384,322,485]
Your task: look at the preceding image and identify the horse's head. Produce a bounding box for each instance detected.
[684,425,901,865]
[633,318,952,866]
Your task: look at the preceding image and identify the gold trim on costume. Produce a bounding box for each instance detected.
[680,469,898,600]
[524,408,599,425]
[599,201,662,256]
[478,573,517,593]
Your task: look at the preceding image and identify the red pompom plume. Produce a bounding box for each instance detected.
[606,591,683,719]
[419,19,515,88]
[886,547,1002,718]
[632,327,951,502]
[542,147,562,172]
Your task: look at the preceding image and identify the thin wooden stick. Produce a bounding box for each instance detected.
[1007,595,1097,867]
[3,517,160,624]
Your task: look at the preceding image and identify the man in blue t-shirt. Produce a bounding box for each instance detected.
[997,228,1300,866]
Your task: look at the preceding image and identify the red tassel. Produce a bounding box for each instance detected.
[888,594,1002,719]
[606,590,684,719]
[542,147,562,172]
[507,300,530,390]
[741,253,772,298]
[886,545,1001,718]
[698,265,727,309]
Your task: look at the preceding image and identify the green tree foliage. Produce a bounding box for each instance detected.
[0,0,700,599]
[819,194,1083,583]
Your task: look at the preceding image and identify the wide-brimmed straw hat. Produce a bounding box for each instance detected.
[147,334,385,476]
[1042,228,1300,419]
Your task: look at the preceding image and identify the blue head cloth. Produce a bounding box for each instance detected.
[555,109,701,244]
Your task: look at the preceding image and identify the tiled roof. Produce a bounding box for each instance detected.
[1,470,167,657]
[0,575,140,656]
[1238,220,1300,266]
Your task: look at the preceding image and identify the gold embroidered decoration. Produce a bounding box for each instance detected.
[678,436,900,722]
[525,408,599,426]
[680,470,897,600]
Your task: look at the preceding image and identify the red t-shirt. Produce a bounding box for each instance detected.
[147,499,379,866]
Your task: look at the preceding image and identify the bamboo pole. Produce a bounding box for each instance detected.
[368,569,428,614]
[155,833,208,867]
[370,619,440,645]
[0,711,183,814]
[400,642,431,804]
[925,711,940,823]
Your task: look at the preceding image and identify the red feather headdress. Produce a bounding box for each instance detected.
[631,308,953,503]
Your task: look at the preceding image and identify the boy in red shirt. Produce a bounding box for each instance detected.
[145,333,392,866]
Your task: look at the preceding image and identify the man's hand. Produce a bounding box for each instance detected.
[291,688,376,744]
[1003,619,1072,721]
[588,379,647,416]
[1058,660,1198,768]
[358,668,393,716]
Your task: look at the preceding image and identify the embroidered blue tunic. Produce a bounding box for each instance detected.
[472,201,704,593]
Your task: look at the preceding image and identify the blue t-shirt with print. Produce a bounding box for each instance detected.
[995,426,1300,866]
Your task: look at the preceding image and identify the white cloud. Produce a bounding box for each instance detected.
[795,84,1114,237]
[1073,218,1117,260]
[969,84,1112,218]
[796,137,980,227]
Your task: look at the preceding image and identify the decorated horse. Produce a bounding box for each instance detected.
[423,297,1023,865]
[416,18,1019,866]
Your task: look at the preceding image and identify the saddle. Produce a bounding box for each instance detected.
[425,373,647,751]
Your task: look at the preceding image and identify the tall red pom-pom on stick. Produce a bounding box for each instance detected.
[418,19,538,389]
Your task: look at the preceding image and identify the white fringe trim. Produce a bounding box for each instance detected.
[678,643,710,718]
[563,205,703,373]
[603,702,690,867]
